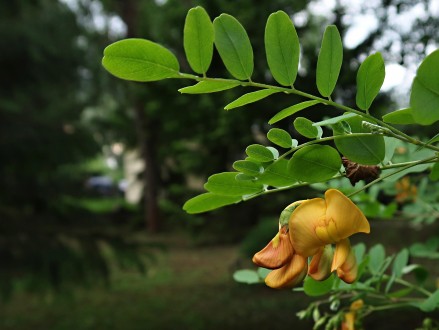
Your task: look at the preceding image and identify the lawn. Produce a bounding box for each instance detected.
[0,227,435,330]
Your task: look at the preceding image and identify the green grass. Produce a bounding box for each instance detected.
[0,232,432,330]
[0,236,313,330]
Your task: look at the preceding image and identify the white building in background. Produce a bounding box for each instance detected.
[123,150,144,204]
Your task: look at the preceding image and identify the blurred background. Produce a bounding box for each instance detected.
[1,0,438,329]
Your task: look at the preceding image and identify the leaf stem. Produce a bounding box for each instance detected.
[178,74,439,152]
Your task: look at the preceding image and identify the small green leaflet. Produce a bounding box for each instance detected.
[245,144,274,162]
[294,117,322,139]
[392,249,409,278]
[410,50,439,125]
[266,146,279,159]
[419,289,439,312]
[258,159,296,187]
[382,108,416,124]
[183,193,241,214]
[313,113,357,127]
[333,115,385,165]
[316,25,343,97]
[268,100,320,124]
[213,14,254,80]
[183,6,214,74]
[102,38,180,82]
[430,162,439,181]
[288,145,341,183]
[178,80,240,94]
[233,270,261,284]
[224,89,279,110]
[267,128,295,148]
[204,172,263,196]
[303,275,335,297]
[265,10,300,86]
[233,160,263,176]
[368,244,386,275]
[356,52,385,111]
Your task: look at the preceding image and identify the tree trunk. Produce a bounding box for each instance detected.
[119,0,161,232]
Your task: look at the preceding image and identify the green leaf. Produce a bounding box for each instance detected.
[333,115,385,165]
[410,50,439,125]
[258,159,297,187]
[419,290,439,312]
[303,275,334,297]
[213,14,253,80]
[204,172,263,196]
[267,128,295,148]
[268,100,320,124]
[387,287,413,299]
[392,249,409,278]
[183,6,214,74]
[178,80,240,94]
[265,10,300,86]
[288,145,341,183]
[293,117,320,139]
[403,264,429,284]
[266,147,279,159]
[368,244,386,275]
[313,113,357,127]
[354,243,366,263]
[316,25,343,97]
[102,38,180,82]
[235,173,255,181]
[356,52,385,111]
[232,160,263,176]
[233,270,261,284]
[183,193,241,214]
[257,267,271,279]
[430,162,439,181]
[224,89,278,110]
[383,137,399,164]
[245,144,275,162]
[382,108,416,124]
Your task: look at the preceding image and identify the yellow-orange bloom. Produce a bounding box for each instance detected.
[289,189,370,257]
[253,189,369,288]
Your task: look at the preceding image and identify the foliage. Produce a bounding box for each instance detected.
[102,4,439,329]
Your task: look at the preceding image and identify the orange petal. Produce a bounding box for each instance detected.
[325,189,370,241]
[265,254,307,289]
[335,240,358,284]
[289,198,327,257]
[332,238,351,272]
[252,226,293,269]
[308,245,333,281]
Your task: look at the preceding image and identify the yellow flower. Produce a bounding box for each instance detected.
[289,189,370,257]
[341,299,364,330]
[252,225,308,288]
[289,189,369,283]
[253,189,370,288]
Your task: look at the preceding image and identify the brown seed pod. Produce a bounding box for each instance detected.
[342,157,380,186]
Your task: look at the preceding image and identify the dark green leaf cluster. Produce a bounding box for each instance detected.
[101,5,439,215]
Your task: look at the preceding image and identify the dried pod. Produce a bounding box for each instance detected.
[342,157,380,186]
